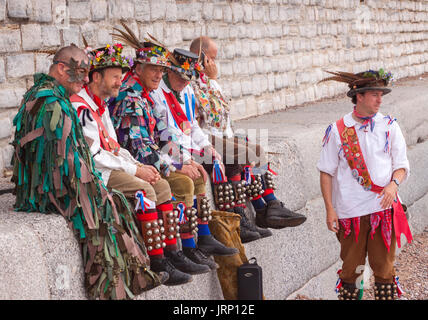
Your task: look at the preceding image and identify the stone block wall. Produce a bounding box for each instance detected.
[1,0,428,174]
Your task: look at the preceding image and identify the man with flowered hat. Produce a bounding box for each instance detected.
[188,36,307,243]
[317,69,412,300]
[71,39,205,286]
[108,25,225,281]
[146,47,240,261]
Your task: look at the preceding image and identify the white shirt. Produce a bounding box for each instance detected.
[71,88,139,184]
[317,111,410,219]
[151,79,212,155]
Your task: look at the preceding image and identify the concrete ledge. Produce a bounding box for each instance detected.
[1,78,428,300]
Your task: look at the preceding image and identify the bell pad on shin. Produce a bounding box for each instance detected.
[213,182,235,211]
[178,207,198,235]
[337,283,362,300]
[374,283,397,300]
[231,181,247,206]
[162,209,181,241]
[141,217,166,253]
[196,195,212,222]
[245,175,264,200]
[262,171,276,190]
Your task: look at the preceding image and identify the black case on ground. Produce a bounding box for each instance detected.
[237,257,263,300]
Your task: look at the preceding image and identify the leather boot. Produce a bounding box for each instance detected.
[231,179,272,240]
[164,249,210,275]
[197,234,239,257]
[150,257,193,286]
[233,206,262,243]
[183,247,219,270]
[256,200,306,229]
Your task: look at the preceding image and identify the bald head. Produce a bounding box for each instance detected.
[190,36,212,55]
[50,44,88,72]
[190,36,218,62]
[48,44,90,95]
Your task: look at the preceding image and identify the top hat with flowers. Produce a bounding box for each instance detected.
[320,69,393,97]
[169,48,202,81]
[83,37,132,75]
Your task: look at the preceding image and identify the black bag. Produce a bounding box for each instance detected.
[237,257,263,300]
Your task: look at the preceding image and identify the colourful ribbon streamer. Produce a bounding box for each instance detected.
[176,202,186,224]
[212,159,226,184]
[394,276,404,297]
[384,131,390,153]
[322,123,332,147]
[135,190,147,212]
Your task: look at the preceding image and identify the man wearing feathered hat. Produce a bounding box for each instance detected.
[11,44,168,300]
[188,36,307,241]
[108,25,233,280]
[317,69,412,300]
[71,37,208,286]
[148,46,240,260]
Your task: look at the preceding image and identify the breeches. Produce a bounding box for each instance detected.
[164,171,206,208]
[106,170,172,206]
[337,214,396,284]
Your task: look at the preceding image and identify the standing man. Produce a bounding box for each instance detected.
[11,45,166,300]
[189,36,306,236]
[71,41,202,286]
[317,70,412,300]
[150,47,239,258]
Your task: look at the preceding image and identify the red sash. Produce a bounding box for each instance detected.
[336,118,412,248]
[162,89,192,135]
[71,95,121,156]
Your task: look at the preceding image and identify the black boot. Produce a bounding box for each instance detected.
[164,249,210,275]
[197,234,239,257]
[150,257,193,286]
[183,247,219,270]
[256,200,306,229]
[233,206,262,243]
[235,206,272,238]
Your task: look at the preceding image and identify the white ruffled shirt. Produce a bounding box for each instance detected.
[151,79,212,156]
[71,88,139,184]
[317,112,410,219]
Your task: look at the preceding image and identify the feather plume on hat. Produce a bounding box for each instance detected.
[111,22,177,67]
[33,48,58,56]
[145,32,179,66]
[319,69,393,97]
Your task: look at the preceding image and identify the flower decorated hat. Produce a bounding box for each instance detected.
[112,22,171,69]
[83,36,131,75]
[320,69,393,97]
[169,48,202,81]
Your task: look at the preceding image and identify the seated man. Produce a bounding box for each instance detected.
[150,47,239,258]
[189,36,306,233]
[108,25,236,269]
[71,40,208,286]
[11,44,165,300]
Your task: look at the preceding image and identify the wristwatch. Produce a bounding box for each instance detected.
[392,178,400,187]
